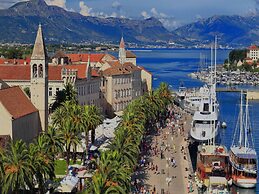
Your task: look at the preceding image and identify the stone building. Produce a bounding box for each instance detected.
[0,86,41,143]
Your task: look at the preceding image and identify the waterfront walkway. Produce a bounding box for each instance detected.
[132,105,198,194]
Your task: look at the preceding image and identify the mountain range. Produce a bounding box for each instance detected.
[0,0,258,47]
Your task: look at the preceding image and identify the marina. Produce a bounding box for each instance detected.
[137,48,259,193]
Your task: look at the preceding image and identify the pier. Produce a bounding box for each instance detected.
[216,88,259,100]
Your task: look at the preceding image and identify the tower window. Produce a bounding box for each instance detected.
[49,87,52,96]
[38,64,43,78]
[33,64,37,78]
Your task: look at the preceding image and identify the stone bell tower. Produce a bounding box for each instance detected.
[119,37,126,64]
[30,24,48,131]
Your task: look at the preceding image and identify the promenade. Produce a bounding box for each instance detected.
[132,105,198,194]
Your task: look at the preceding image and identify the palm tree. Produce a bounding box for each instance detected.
[85,171,126,194]
[44,126,64,160]
[85,150,131,194]
[51,82,78,111]
[29,135,55,194]
[156,82,172,109]
[108,129,139,168]
[89,105,103,144]
[1,140,34,194]
[61,119,81,170]
[82,105,102,146]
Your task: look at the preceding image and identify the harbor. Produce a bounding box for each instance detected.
[135,48,259,193]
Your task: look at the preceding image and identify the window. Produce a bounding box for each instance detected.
[33,64,37,78]
[38,64,43,78]
[56,88,59,95]
[49,87,52,96]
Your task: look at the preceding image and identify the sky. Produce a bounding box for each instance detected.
[0,0,258,30]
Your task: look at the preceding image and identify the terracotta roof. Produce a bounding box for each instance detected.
[67,54,105,63]
[0,58,31,65]
[65,64,87,79]
[0,86,38,119]
[91,69,100,77]
[0,64,63,81]
[126,50,136,58]
[248,45,258,50]
[102,62,139,76]
[107,60,120,67]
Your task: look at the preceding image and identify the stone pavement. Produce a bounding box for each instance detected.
[132,106,198,194]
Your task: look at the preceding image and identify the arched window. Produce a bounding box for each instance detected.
[38,64,43,78]
[33,64,37,78]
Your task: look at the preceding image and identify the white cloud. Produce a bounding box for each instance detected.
[140,8,180,30]
[79,1,92,16]
[45,0,66,9]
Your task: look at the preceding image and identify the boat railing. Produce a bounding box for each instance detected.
[231,161,257,173]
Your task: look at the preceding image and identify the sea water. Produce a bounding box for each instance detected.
[134,48,259,194]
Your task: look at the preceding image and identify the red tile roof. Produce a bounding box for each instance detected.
[0,86,38,119]
[0,58,31,65]
[66,54,105,63]
[0,64,63,81]
[102,62,139,76]
[64,64,101,78]
[248,45,258,50]
[91,69,100,77]
[65,64,87,79]
[126,51,136,58]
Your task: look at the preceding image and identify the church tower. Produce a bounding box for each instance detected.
[30,24,48,131]
[119,37,126,64]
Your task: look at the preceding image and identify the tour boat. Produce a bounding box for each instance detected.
[196,144,229,188]
[229,91,257,188]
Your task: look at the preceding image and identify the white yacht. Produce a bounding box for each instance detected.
[190,37,219,142]
[175,84,212,115]
[190,86,219,142]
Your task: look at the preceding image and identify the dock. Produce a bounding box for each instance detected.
[216,88,259,100]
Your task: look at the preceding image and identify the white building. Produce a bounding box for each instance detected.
[247,45,259,61]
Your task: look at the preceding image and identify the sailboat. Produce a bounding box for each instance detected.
[229,91,257,188]
[190,37,219,142]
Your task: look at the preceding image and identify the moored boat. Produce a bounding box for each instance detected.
[229,91,257,188]
[196,144,229,188]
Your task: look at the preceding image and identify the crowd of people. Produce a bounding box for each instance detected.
[131,104,193,194]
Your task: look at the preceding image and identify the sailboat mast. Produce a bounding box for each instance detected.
[245,91,248,152]
[214,36,217,86]
[210,46,213,86]
[239,90,243,147]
